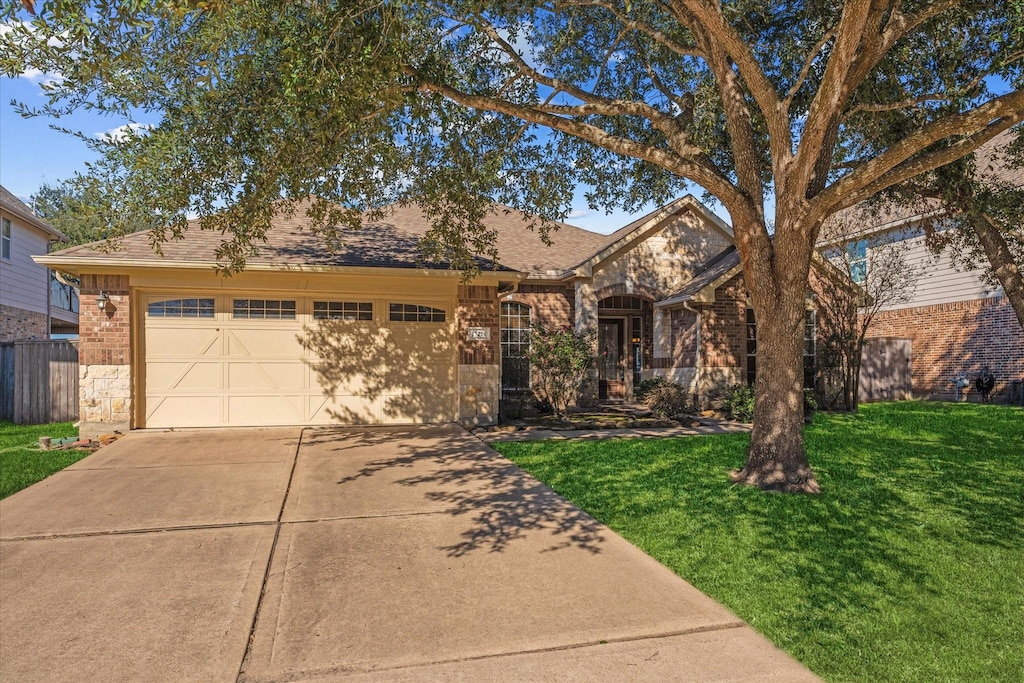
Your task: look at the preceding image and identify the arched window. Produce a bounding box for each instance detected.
[500,302,531,358]
[500,302,531,394]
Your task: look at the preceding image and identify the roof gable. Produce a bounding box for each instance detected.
[0,185,67,241]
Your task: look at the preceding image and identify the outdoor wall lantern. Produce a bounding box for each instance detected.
[96,291,110,311]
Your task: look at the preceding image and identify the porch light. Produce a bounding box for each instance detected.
[96,291,110,311]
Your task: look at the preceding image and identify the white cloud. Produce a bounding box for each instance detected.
[95,122,153,143]
[568,209,594,220]
[2,20,66,87]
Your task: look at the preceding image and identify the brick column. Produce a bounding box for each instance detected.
[78,274,132,439]
[457,285,500,425]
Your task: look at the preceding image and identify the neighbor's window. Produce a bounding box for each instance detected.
[232,298,296,319]
[847,240,867,284]
[389,303,445,322]
[148,298,215,318]
[1,217,11,260]
[500,302,531,357]
[313,301,372,321]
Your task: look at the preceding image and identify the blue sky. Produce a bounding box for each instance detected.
[0,72,725,235]
[0,74,665,235]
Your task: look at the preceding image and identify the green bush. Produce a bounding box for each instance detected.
[645,382,691,418]
[525,324,596,419]
[721,384,819,423]
[633,376,668,402]
[721,384,756,422]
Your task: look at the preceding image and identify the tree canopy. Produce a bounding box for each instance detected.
[4,0,1022,491]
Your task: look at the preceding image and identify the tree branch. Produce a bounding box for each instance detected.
[812,90,1024,218]
[412,71,757,225]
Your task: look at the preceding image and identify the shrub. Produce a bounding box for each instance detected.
[634,376,668,403]
[721,384,819,423]
[525,324,596,419]
[721,384,756,422]
[804,389,818,419]
[645,382,691,418]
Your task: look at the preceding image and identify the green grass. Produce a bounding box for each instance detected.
[0,421,89,499]
[493,402,1024,682]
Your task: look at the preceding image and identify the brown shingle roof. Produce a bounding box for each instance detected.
[0,185,67,240]
[48,199,615,273]
[375,203,608,273]
[656,246,741,307]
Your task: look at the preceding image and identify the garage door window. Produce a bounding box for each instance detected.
[148,298,215,318]
[389,303,446,322]
[233,298,296,319]
[313,301,373,321]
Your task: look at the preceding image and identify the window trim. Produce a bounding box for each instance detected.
[232,298,297,320]
[147,297,216,318]
[388,302,446,323]
[1,217,11,262]
[312,300,373,321]
[500,301,532,358]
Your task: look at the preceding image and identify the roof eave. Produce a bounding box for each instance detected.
[0,205,68,241]
[655,262,744,309]
[34,255,525,281]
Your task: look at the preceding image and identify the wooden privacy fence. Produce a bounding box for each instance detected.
[0,340,79,424]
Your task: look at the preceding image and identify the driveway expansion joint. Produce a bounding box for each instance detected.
[236,427,304,683]
[236,621,750,683]
[0,520,278,542]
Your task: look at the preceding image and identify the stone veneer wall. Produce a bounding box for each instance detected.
[78,274,132,438]
[865,296,1023,400]
[457,285,500,425]
[0,304,48,342]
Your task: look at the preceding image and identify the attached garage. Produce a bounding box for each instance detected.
[141,291,456,428]
[36,200,518,438]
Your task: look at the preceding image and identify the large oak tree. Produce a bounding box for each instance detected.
[3,0,1022,492]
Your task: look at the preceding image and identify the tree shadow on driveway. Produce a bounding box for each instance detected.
[300,426,607,557]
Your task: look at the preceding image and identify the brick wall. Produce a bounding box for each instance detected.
[656,307,696,368]
[509,284,573,329]
[79,274,131,365]
[78,274,132,438]
[457,285,499,365]
[457,285,500,425]
[702,274,747,369]
[0,304,47,341]
[866,296,1023,399]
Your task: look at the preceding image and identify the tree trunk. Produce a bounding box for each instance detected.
[731,263,821,493]
[970,213,1024,329]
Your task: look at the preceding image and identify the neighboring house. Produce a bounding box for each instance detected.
[40,194,819,439]
[826,133,1024,402]
[0,185,79,342]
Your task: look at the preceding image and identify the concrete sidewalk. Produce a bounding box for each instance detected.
[0,425,817,682]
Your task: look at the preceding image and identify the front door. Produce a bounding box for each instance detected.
[598,319,625,399]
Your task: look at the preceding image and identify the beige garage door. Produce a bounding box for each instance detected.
[142,293,455,428]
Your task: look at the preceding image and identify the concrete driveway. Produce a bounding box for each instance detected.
[0,425,818,682]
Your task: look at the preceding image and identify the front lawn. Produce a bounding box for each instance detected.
[0,422,89,499]
[493,402,1024,682]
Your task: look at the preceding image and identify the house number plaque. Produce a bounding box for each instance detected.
[467,327,491,341]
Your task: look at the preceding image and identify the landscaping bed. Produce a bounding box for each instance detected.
[492,402,1024,682]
